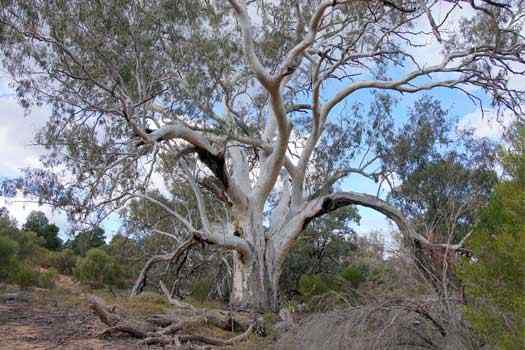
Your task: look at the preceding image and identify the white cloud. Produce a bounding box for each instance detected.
[0,97,49,176]
[459,109,516,139]
[0,78,69,233]
[405,2,475,68]
[1,190,70,236]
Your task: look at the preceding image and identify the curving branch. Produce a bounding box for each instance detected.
[276,0,349,83]
[131,193,252,258]
[322,44,525,117]
[131,237,197,296]
[226,0,271,87]
[141,120,249,205]
[273,190,473,271]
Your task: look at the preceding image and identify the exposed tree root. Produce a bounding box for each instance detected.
[88,294,261,348]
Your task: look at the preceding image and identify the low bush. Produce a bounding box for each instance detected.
[340,264,369,288]
[14,231,46,262]
[11,264,37,288]
[191,278,213,302]
[50,249,77,275]
[298,274,333,300]
[0,236,19,280]
[38,268,58,289]
[10,264,57,289]
[74,248,125,289]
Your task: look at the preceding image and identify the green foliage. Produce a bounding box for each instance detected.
[280,206,359,297]
[0,235,19,280]
[14,230,50,266]
[67,227,106,256]
[106,234,142,281]
[191,278,212,302]
[0,210,49,266]
[298,274,334,300]
[11,264,38,289]
[74,248,124,289]
[388,97,497,243]
[0,208,19,238]
[0,209,59,289]
[50,249,77,275]
[38,268,58,289]
[340,264,368,288]
[458,124,525,350]
[23,211,62,251]
[9,264,56,289]
[0,235,19,264]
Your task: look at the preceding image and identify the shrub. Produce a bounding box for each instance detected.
[38,268,58,289]
[74,248,125,288]
[340,264,369,288]
[50,249,77,275]
[15,230,46,261]
[191,278,212,302]
[458,124,525,350]
[0,236,19,280]
[11,264,39,289]
[0,235,18,258]
[10,264,57,289]
[298,274,332,300]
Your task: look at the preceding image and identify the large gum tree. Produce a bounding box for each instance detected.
[1,0,524,311]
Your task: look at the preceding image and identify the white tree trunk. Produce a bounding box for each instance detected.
[229,211,282,312]
[230,247,282,311]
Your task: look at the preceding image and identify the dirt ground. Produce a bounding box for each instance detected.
[0,287,140,350]
[0,276,273,350]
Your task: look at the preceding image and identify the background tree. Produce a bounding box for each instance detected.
[67,226,106,256]
[23,211,62,251]
[458,123,525,350]
[0,208,58,289]
[384,97,498,295]
[1,0,524,311]
[280,206,359,298]
[74,247,125,289]
[123,185,235,301]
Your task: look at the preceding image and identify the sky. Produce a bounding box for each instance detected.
[0,2,515,246]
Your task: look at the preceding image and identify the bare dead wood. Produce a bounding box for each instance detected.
[159,279,196,310]
[97,324,148,339]
[147,308,253,333]
[87,295,121,327]
[88,295,154,338]
[89,294,260,347]
[142,323,255,347]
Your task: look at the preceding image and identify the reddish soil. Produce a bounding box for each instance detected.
[0,289,139,350]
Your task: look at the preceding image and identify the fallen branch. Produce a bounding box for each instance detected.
[159,279,196,310]
[88,295,154,338]
[142,323,255,346]
[88,294,261,347]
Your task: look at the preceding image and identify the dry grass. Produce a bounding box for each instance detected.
[1,278,276,349]
[97,290,172,318]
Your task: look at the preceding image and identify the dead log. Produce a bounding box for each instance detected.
[88,294,261,347]
[88,295,154,338]
[142,323,254,346]
[88,295,122,327]
[147,309,253,333]
[159,279,196,310]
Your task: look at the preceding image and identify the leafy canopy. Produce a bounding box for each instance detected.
[459,123,525,350]
[23,210,62,250]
